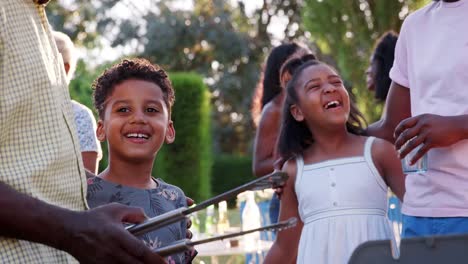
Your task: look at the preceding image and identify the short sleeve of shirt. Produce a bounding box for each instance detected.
[71,101,102,160]
[389,17,411,89]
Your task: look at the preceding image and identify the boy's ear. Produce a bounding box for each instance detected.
[290,104,305,122]
[165,120,175,144]
[96,120,106,142]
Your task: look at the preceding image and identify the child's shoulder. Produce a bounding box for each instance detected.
[367,136,395,152]
[365,136,399,168]
[349,135,395,159]
[354,135,392,147]
[156,178,184,192]
[155,178,187,205]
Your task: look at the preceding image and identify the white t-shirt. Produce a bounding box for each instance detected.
[390,0,468,217]
[71,100,102,160]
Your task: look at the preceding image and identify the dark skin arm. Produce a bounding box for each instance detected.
[252,101,282,177]
[366,81,411,143]
[264,159,302,264]
[82,151,99,174]
[0,181,166,264]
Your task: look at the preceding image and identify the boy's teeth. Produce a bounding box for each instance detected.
[126,133,149,139]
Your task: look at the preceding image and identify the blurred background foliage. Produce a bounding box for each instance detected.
[48,0,429,198]
[153,73,213,202]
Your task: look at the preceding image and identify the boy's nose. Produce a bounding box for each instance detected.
[130,111,147,124]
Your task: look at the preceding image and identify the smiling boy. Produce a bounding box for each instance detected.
[87,58,195,263]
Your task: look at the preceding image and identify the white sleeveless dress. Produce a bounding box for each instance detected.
[295,137,396,264]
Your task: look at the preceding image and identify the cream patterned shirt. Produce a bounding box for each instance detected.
[71,100,102,160]
[0,0,87,262]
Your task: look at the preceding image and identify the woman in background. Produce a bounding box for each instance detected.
[251,42,313,225]
[366,31,398,102]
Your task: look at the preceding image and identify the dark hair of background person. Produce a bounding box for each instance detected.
[262,42,303,107]
[372,31,398,101]
[92,58,174,119]
[278,58,367,160]
[251,42,311,126]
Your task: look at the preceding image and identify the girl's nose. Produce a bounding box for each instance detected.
[323,83,337,93]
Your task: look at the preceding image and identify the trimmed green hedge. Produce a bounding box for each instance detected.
[211,154,255,208]
[154,73,212,202]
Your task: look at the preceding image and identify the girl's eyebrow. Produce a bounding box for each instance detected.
[328,74,341,79]
[303,78,321,88]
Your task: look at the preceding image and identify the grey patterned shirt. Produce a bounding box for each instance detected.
[87,176,187,264]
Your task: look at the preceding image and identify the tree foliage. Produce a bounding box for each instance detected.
[154,73,212,201]
[47,0,306,155]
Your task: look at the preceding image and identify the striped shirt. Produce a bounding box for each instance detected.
[0,0,87,262]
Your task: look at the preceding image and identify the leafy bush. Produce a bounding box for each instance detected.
[211,154,255,208]
[154,73,212,202]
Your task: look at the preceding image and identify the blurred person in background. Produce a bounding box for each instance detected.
[251,42,313,226]
[53,31,102,174]
[366,31,398,103]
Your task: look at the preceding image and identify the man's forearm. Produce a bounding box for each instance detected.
[366,81,412,143]
[366,119,396,143]
[0,181,74,250]
[456,115,468,140]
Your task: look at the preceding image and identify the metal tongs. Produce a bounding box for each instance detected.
[126,171,288,236]
[154,217,298,256]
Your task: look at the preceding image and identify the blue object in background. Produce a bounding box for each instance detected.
[240,199,275,264]
[269,194,280,234]
[387,194,402,236]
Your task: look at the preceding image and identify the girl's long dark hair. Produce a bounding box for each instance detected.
[278,59,367,160]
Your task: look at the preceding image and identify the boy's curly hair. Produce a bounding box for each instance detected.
[92,58,175,119]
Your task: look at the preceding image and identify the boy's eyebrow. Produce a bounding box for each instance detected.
[109,99,164,106]
[108,99,130,106]
[145,99,164,105]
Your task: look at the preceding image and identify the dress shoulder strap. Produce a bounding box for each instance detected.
[364,136,375,157]
[363,137,388,191]
[294,155,305,192]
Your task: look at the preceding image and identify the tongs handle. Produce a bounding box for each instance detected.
[126,171,288,236]
[153,217,298,256]
[126,207,187,236]
[154,239,192,256]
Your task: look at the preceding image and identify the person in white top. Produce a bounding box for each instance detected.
[264,56,405,264]
[367,0,468,237]
[53,31,102,173]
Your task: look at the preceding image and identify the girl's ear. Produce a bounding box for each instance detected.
[165,120,176,144]
[96,120,106,142]
[290,104,305,122]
